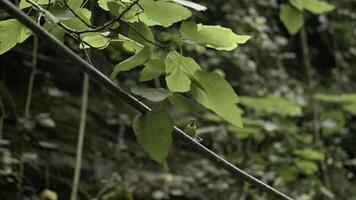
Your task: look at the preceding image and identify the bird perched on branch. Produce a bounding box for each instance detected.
[184,119,203,142]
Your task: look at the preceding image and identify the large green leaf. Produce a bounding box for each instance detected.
[180,22,251,51]
[110,47,152,79]
[301,0,335,14]
[240,95,302,116]
[139,0,191,27]
[131,86,171,102]
[191,71,242,127]
[165,51,201,92]
[279,4,304,35]
[80,32,109,49]
[140,58,166,82]
[123,22,155,51]
[168,93,203,113]
[0,19,32,55]
[133,106,173,164]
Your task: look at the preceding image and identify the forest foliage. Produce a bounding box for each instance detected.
[1,0,356,200]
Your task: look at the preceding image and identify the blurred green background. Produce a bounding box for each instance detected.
[1,0,356,199]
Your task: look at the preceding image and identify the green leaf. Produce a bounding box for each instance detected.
[110,46,152,79]
[277,166,297,183]
[80,32,109,49]
[279,4,304,35]
[19,0,51,9]
[290,0,303,11]
[294,149,325,161]
[98,0,110,11]
[140,58,165,82]
[0,19,32,55]
[240,95,302,116]
[301,0,335,14]
[44,22,65,42]
[139,0,192,27]
[67,0,84,9]
[133,106,173,164]
[191,71,243,127]
[171,0,207,11]
[119,34,144,53]
[180,22,251,51]
[314,93,356,104]
[56,7,92,31]
[295,160,319,176]
[123,22,155,50]
[107,1,126,16]
[228,125,262,140]
[342,103,356,115]
[320,110,345,136]
[165,51,201,92]
[168,93,202,113]
[131,86,171,102]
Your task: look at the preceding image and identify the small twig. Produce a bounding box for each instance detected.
[24,15,41,118]
[69,39,91,200]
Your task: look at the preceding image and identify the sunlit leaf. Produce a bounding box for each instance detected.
[191,71,242,127]
[165,51,201,92]
[80,32,109,49]
[0,19,32,55]
[180,22,251,51]
[301,0,335,14]
[19,0,52,9]
[139,0,191,27]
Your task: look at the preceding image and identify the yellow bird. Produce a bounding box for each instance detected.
[184,119,203,142]
[39,189,57,200]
